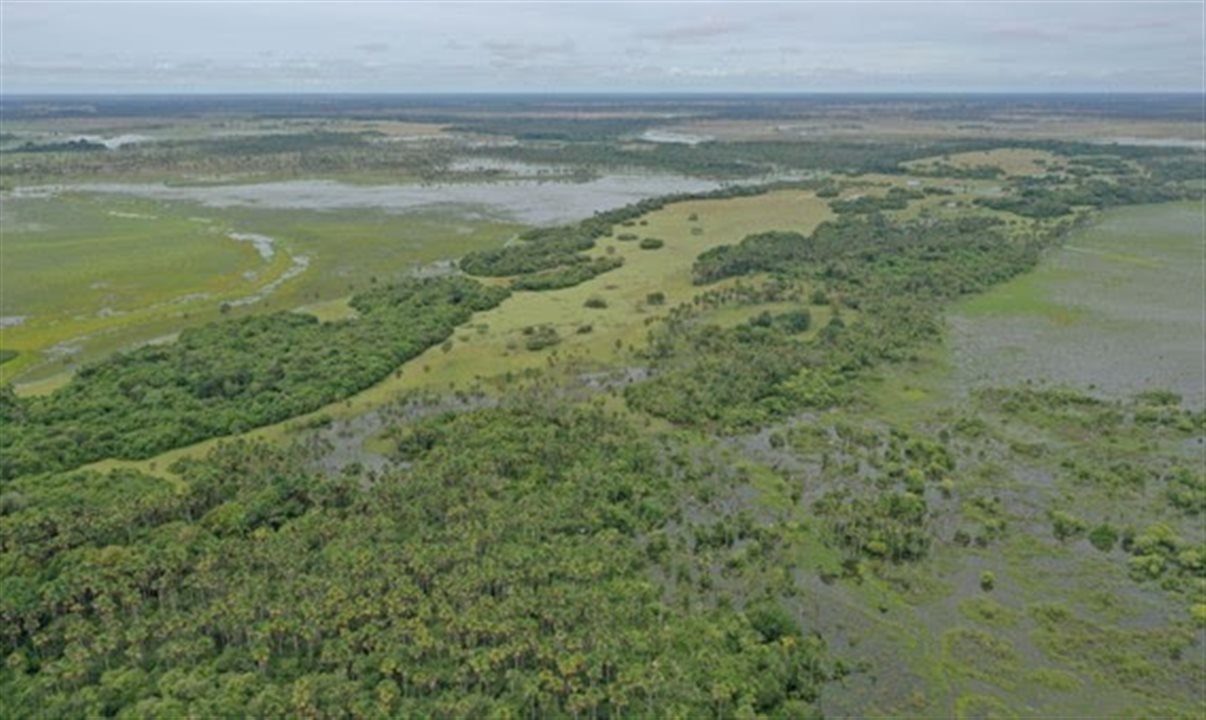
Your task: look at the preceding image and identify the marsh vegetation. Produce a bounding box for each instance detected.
[1,94,1203,718]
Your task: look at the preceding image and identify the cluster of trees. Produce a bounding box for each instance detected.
[906,162,1005,180]
[978,175,1191,218]
[469,137,1048,179]
[630,212,1069,431]
[789,422,955,565]
[509,257,624,291]
[828,187,923,215]
[5,139,109,154]
[815,490,931,564]
[0,403,836,717]
[1,277,510,480]
[970,385,1204,613]
[0,131,452,185]
[460,182,816,290]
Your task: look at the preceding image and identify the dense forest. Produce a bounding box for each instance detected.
[0,401,840,717]
[1,278,509,479]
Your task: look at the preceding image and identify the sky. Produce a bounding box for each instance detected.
[1,2,1203,94]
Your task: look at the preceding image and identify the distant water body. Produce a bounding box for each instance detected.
[18,173,723,225]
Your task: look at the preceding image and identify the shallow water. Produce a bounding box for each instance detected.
[949,202,1205,407]
[639,129,712,145]
[26,173,721,225]
[228,231,276,261]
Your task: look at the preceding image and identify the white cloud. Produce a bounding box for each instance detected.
[0,2,1200,93]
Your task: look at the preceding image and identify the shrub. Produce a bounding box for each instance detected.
[746,602,802,643]
[646,291,666,306]
[584,297,608,309]
[1088,523,1118,552]
[980,571,996,592]
[639,237,665,250]
[1051,510,1087,542]
[523,325,560,351]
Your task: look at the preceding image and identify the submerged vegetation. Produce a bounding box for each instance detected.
[1,93,1204,718]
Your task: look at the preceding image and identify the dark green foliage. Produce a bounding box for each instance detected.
[1,277,510,480]
[0,405,833,717]
[638,237,665,250]
[693,230,810,284]
[179,131,374,156]
[828,187,922,215]
[467,137,1044,179]
[909,163,1004,180]
[460,184,794,284]
[977,178,1187,218]
[1089,524,1120,552]
[645,291,666,306]
[7,138,107,153]
[0,349,16,365]
[776,310,812,333]
[633,213,1054,431]
[583,297,608,309]
[746,602,803,643]
[980,571,997,592]
[815,489,931,563]
[625,321,831,429]
[509,257,623,291]
[460,228,596,277]
[815,183,841,198]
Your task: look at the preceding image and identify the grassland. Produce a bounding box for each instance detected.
[0,193,520,386]
[80,189,835,476]
[904,148,1062,176]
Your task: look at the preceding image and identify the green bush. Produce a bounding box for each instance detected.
[1089,523,1119,552]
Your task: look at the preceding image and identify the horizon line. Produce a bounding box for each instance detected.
[4,89,1205,98]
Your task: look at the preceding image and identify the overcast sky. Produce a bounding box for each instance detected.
[2,2,1202,94]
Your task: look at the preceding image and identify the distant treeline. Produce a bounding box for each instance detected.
[460,181,822,287]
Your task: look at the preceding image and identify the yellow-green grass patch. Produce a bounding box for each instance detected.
[78,189,835,474]
[905,148,1062,177]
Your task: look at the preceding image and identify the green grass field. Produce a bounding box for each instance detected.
[1,192,520,385]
